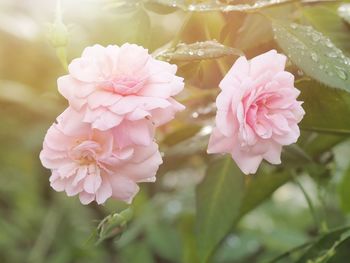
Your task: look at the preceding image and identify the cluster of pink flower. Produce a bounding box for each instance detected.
[40,44,305,205]
[40,44,185,204]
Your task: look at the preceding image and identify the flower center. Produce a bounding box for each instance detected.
[70,140,102,165]
[103,75,146,95]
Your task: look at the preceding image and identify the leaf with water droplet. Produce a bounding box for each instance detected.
[273,21,350,92]
[303,4,350,55]
[155,40,243,62]
[148,0,294,12]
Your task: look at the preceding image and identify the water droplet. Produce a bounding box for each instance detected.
[327,52,338,58]
[312,34,320,42]
[335,66,348,80]
[326,41,334,48]
[192,112,199,118]
[311,52,319,62]
[197,49,204,56]
[290,23,297,29]
[338,4,350,24]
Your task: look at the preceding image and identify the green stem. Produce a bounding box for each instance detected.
[291,171,320,231]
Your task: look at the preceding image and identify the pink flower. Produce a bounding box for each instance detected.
[208,50,305,174]
[40,108,162,205]
[58,44,185,145]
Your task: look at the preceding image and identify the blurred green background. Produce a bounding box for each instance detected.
[1,0,350,262]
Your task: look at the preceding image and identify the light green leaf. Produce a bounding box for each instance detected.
[296,80,350,134]
[134,8,151,45]
[196,157,244,262]
[155,40,243,62]
[146,222,182,262]
[273,21,350,92]
[338,165,350,213]
[234,13,273,51]
[162,124,202,147]
[144,2,177,14]
[148,0,294,12]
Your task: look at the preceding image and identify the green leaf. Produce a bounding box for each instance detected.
[162,124,202,147]
[146,222,182,262]
[148,0,295,12]
[119,242,155,263]
[272,21,350,92]
[296,80,350,134]
[134,8,151,45]
[303,4,350,55]
[196,157,245,262]
[144,2,177,14]
[296,227,350,263]
[338,165,350,213]
[234,14,273,51]
[239,167,291,217]
[155,40,243,62]
[328,236,350,262]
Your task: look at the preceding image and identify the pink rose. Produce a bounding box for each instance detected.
[40,108,162,204]
[208,50,305,174]
[58,44,185,146]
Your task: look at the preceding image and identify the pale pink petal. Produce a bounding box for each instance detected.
[109,176,140,204]
[208,50,304,174]
[95,177,112,204]
[79,192,95,205]
[83,166,102,194]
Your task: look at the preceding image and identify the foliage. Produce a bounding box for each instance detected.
[1,0,350,262]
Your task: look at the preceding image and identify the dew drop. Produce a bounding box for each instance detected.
[327,52,338,58]
[311,52,319,62]
[335,66,348,80]
[312,34,320,42]
[197,49,204,56]
[290,23,297,29]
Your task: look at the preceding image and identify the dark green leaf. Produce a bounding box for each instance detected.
[296,227,350,263]
[239,167,291,217]
[297,80,350,134]
[328,236,350,262]
[196,157,245,262]
[273,21,350,92]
